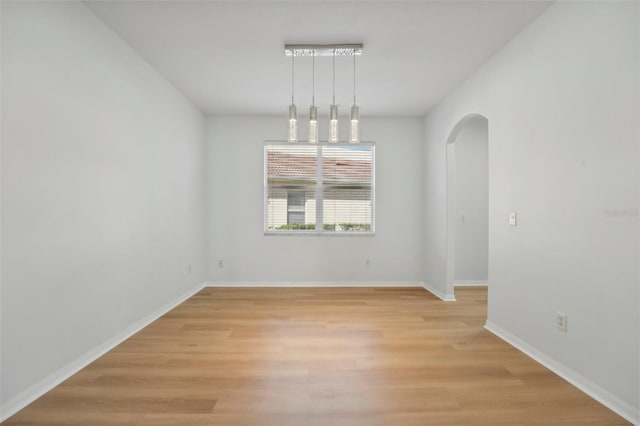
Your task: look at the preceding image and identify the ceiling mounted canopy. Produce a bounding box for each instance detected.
[285,44,363,57]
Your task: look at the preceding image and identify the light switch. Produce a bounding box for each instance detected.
[509,212,517,226]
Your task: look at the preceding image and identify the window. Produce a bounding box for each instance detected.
[265,142,375,234]
[287,191,306,224]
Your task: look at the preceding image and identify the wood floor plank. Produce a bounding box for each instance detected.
[2,287,630,425]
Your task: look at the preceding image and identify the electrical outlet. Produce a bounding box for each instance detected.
[509,212,517,226]
[556,312,568,332]
[218,260,224,268]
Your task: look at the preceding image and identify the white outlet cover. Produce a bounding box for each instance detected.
[556,312,568,332]
[509,212,517,226]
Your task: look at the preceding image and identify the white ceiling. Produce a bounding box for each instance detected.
[86,1,550,117]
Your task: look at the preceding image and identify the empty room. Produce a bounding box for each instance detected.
[1,1,638,425]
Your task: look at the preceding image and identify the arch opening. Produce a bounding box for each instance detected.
[445,114,489,303]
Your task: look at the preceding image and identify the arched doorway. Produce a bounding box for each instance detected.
[445,114,489,300]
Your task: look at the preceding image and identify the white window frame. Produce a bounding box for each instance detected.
[264,140,375,236]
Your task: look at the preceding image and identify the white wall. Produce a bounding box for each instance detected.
[206,116,424,284]
[453,117,488,283]
[0,2,206,413]
[424,2,639,419]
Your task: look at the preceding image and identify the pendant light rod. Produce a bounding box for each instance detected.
[288,50,297,143]
[332,49,336,105]
[291,54,295,104]
[312,50,315,106]
[328,48,339,143]
[353,53,356,104]
[350,49,360,144]
[309,49,318,144]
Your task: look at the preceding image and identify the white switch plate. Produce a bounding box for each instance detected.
[509,212,517,226]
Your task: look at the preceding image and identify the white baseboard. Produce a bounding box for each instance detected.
[454,280,488,286]
[422,282,456,301]
[205,281,426,288]
[206,281,459,303]
[485,321,639,425]
[0,282,206,423]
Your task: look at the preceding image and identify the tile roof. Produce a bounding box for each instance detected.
[267,150,372,182]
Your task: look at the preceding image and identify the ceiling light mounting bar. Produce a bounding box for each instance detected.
[285,44,363,57]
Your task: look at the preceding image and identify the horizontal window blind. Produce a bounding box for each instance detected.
[264,142,375,234]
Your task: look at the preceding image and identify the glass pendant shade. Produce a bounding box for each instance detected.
[329,104,339,143]
[308,105,318,144]
[350,104,359,144]
[288,104,297,142]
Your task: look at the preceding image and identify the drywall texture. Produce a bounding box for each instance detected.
[424,1,639,415]
[453,117,489,283]
[0,2,206,408]
[206,116,425,283]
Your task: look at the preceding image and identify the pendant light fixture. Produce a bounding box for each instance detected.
[350,51,360,144]
[288,53,297,143]
[284,44,363,143]
[309,50,318,144]
[328,49,339,143]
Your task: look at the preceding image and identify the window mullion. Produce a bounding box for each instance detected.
[316,145,323,233]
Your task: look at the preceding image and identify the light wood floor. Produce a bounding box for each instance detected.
[3,287,630,425]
